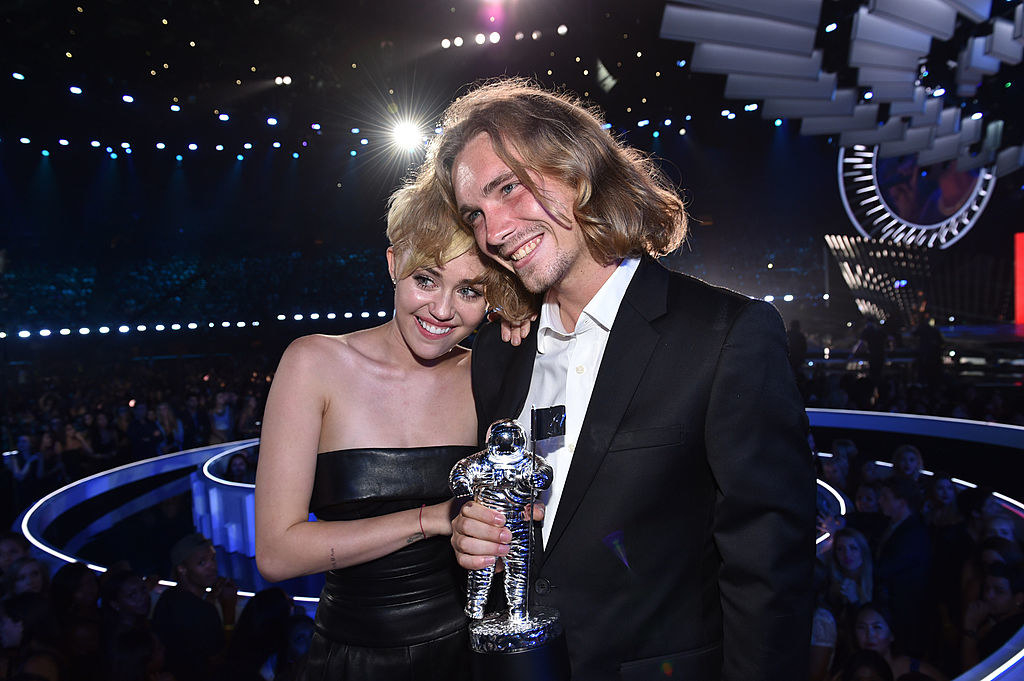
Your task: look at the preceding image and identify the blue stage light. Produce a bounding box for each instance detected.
[41,150,49,156]
[351,127,360,134]
[12,72,25,80]
[218,113,229,121]
[175,154,182,161]
[267,117,278,125]
[292,152,299,158]
[601,123,612,130]
[774,119,783,127]
[122,95,134,103]
[170,104,181,112]
[125,148,132,154]
[109,152,117,159]
[236,154,244,160]
[675,60,686,67]
[652,131,659,138]
[69,86,82,94]
[106,147,113,152]
[350,150,357,156]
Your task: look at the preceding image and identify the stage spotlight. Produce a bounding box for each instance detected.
[360,138,368,145]
[274,76,283,85]
[243,142,252,149]
[344,312,353,318]
[236,321,245,327]
[136,325,146,331]
[489,32,500,43]
[823,294,830,300]
[311,123,321,130]
[393,121,423,151]
[19,137,30,144]
[221,321,230,327]
[744,103,758,112]
[18,330,30,338]
[122,95,134,103]
[515,32,524,40]
[59,139,69,146]
[361,312,370,318]
[106,146,113,153]
[292,152,299,158]
[69,86,82,94]
[728,113,736,119]
[783,294,794,302]
[236,154,244,161]
[121,142,130,149]
[652,131,659,138]
[170,104,180,111]
[187,322,198,329]
[294,314,303,321]
[174,154,182,161]
[971,112,983,120]
[99,326,109,333]
[327,313,337,320]
[350,150,357,157]
[39,329,51,337]
[310,313,320,320]
[219,113,229,121]
[764,295,775,302]
[155,324,165,331]
[664,119,672,126]
[91,141,100,147]
[453,36,464,46]
[216,144,224,151]
[60,328,71,336]
[378,311,387,317]
[557,24,568,35]
[678,128,687,135]
[637,119,649,127]
[350,127,360,134]
[110,153,118,159]
[676,60,686,67]
[601,123,612,130]
[475,33,486,45]
[267,117,278,125]
[932,88,946,97]
[273,141,281,148]
[721,109,731,117]
[12,72,25,80]
[252,321,260,327]
[282,76,292,85]
[774,119,783,127]
[78,327,90,335]
[825,23,837,32]
[441,38,451,49]
[118,325,130,333]
[41,150,49,156]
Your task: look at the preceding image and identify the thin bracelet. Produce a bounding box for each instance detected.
[419,504,426,538]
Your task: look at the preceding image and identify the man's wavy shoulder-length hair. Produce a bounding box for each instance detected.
[428,77,688,264]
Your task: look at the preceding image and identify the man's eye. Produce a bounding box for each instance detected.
[501,182,518,195]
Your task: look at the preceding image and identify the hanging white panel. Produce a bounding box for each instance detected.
[852,7,933,53]
[937,0,990,23]
[660,4,817,55]
[985,19,1022,65]
[761,89,857,117]
[994,146,1023,177]
[890,87,927,115]
[800,104,880,134]
[724,71,836,98]
[690,43,822,78]
[879,127,935,158]
[849,40,922,69]
[916,133,961,165]
[868,0,956,40]
[840,117,908,146]
[675,0,822,27]
[857,66,917,84]
[867,82,918,101]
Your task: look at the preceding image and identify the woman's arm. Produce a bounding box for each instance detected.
[254,336,456,583]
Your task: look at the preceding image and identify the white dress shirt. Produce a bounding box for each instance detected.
[515,257,640,545]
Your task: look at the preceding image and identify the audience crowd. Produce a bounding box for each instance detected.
[812,438,1024,681]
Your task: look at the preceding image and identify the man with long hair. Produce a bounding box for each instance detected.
[431,78,815,680]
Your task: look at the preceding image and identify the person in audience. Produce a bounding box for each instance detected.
[0,591,65,681]
[275,613,314,681]
[104,624,172,681]
[924,472,972,667]
[217,587,292,681]
[151,533,236,681]
[983,514,1018,544]
[853,604,946,681]
[875,477,931,656]
[848,483,889,552]
[961,536,1024,614]
[225,453,254,484]
[827,528,874,615]
[181,394,211,450]
[99,568,152,634]
[0,533,30,581]
[835,648,894,681]
[926,473,962,529]
[892,445,925,494]
[49,562,100,623]
[234,395,262,440]
[208,392,236,444]
[154,403,184,455]
[5,557,50,597]
[961,562,1024,669]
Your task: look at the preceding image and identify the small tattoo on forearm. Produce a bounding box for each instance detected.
[406,533,424,544]
[329,547,337,568]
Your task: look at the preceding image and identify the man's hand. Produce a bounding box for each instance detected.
[451,501,545,570]
[489,310,537,347]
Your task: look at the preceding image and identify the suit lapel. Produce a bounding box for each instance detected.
[495,332,537,425]
[540,257,669,563]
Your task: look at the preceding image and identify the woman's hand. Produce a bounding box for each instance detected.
[839,577,858,604]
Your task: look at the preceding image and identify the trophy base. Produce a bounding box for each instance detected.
[469,607,570,681]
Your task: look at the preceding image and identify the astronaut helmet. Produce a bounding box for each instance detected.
[485,419,527,459]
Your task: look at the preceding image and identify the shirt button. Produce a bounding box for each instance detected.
[535,578,551,594]
[568,442,575,453]
[575,365,585,374]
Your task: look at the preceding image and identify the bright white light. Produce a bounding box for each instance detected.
[971,112,983,120]
[243,142,252,149]
[489,32,500,43]
[69,86,82,94]
[557,24,568,35]
[79,327,90,335]
[59,139,69,146]
[825,22,837,32]
[91,140,100,147]
[664,119,672,126]
[441,38,451,49]
[744,103,758,112]
[864,91,874,100]
[122,94,134,103]
[310,313,320,320]
[274,76,283,85]
[252,321,260,327]
[515,32,524,40]
[221,321,230,327]
[121,142,130,149]
[783,294,794,302]
[267,117,278,125]
[475,33,486,45]
[12,72,25,80]
[276,314,286,321]
[294,314,303,321]
[361,312,370,318]
[822,293,830,300]
[187,322,198,329]
[18,330,30,338]
[282,76,291,85]
[219,113,229,121]
[392,120,424,151]
[215,144,223,151]
[637,119,649,127]
[188,143,197,151]
[236,321,245,327]
[344,312,353,319]
[727,113,736,119]
[678,128,687,135]
[721,109,731,117]
[932,88,946,97]
[378,311,387,317]
[360,138,368,145]
[327,313,337,320]
[273,141,281,148]
[170,323,180,330]
[40,329,51,337]
[170,104,180,112]
[60,328,71,336]
[311,123,321,130]
[154,324,165,331]
[531,30,541,40]
[118,325,130,333]
[136,325,146,332]
[764,295,775,302]
[453,36,464,47]
[19,137,30,144]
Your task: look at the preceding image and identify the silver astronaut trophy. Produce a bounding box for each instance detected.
[450,417,570,681]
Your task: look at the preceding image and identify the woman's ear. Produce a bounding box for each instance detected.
[385,247,397,284]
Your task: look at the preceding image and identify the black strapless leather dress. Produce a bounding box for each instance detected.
[299,446,474,681]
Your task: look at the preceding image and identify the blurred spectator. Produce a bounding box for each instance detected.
[0,533,30,581]
[217,587,291,681]
[154,403,184,455]
[208,392,236,445]
[836,649,894,681]
[853,604,946,680]
[0,591,65,681]
[49,563,99,623]
[5,557,50,597]
[961,562,1024,669]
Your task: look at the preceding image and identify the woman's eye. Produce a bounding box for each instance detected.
[459,287,483,299]
[413,275,435,288]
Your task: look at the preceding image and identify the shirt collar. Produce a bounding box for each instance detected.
[536,257,640,354]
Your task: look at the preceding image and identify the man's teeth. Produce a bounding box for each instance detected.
[510,236,541,262]
[417,318,452,335]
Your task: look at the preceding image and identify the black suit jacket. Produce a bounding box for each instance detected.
[471,257,816,681]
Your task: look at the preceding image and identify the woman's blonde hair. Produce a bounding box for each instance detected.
[386,173,537,321]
